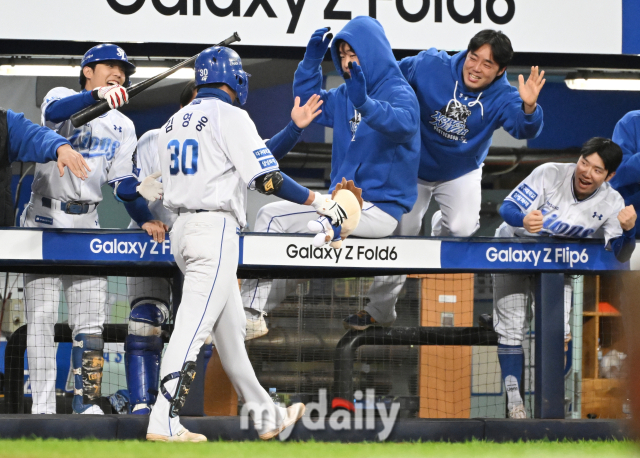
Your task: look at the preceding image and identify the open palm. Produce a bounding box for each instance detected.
[518,66,546,113]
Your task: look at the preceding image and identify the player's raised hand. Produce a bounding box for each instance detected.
[344,61,368,108]
[523,209,544,233]
[310,192,347,227]
[304,27,333,62]
[56,144,91,180]
[618,205,637,231]
[137,171,163,202]
[291,95,323,129]
[141,219,169,243]
[518,66,545,114]
[93,83,129,110]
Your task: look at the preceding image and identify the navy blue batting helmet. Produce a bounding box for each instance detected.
[195,47,249,105]
[80,44,136,85]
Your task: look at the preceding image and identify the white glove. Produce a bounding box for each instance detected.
[94,84,129,109]
[136,171,163,202]
[310,193,347,227]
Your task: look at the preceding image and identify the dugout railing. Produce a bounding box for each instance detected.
[0,228,633,421]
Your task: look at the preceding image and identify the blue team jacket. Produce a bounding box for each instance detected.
[399,49,544,182]
[293,16,421,221]
[7,109,69,163]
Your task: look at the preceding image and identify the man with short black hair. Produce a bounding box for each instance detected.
[345,29,547,331]
[494,136,636,418]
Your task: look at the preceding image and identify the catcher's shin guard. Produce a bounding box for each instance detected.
[125,334,164,413]
[72,334,105,413]
[160,361,197,418]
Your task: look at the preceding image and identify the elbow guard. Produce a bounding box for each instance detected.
[255,171,283,195]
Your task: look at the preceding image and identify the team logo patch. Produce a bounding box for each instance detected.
[259,158,278,169]
[350,110,362,142]
[429,89,482,143]
[131,149,140,177]
[511,191,532,209]
[518,184,538,201]
[35,215,53,225]
[117,48,126,59]
[253,148,273,159]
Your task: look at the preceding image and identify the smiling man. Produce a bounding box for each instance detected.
[20,44,161,415]
[345,29,547,331]
[493,137,636,418]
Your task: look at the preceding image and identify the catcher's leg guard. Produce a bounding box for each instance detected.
[72,334,105,414]
[125,335,164,414]
[160,361,197,418]
[126,300,169,414]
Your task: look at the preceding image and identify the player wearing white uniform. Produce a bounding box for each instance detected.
[21,44,160,415]
[146,46,347,442]
[493,137,636,418]
[125,82,324,416]
[347,30,546,331]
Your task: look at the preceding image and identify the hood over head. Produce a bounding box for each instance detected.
[330,16,403,95]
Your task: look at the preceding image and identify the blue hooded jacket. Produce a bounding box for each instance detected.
[293,16,421,221]
[399,49,544,182]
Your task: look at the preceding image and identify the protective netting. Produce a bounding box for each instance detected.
[0,270,629,419]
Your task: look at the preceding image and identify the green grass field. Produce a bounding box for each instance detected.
[0,439,637,458]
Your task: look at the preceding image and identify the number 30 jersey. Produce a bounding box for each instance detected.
[158,97,279,228]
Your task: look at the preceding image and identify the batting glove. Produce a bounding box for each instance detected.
[93,84,129,109]
[311,193,347,227]
[302,27,333,67]
[136,171,163,202]
[344,61,368,108]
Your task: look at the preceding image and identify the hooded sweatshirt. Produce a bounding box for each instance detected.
[293,16,420,221]
[399,49,544,183]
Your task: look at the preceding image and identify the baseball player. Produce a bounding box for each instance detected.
[0,108,90,226]
[346,29,546,331]
[21,44,161,415]
[493,137,636,418]
[125,82,324,416]
[241,16,421,339]
[146,46,345,442]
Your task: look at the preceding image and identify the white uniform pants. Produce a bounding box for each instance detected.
[493,274,572,346]
[147,211,285,437]
[241,200,398,314]
[365,168,482,324]
[21,198,106,414]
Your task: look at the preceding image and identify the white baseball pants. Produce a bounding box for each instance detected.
[147,211,286,437]
[21,198,106,414]
[241,200,398,314]
[365,168,482,324]
[493,274,572,346]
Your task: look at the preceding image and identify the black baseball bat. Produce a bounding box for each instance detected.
[70,32,241,128]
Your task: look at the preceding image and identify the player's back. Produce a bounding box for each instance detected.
[158,97,276,227]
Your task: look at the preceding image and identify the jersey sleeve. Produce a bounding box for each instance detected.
[135,129,161,180]
[6,110,69,163]
[610,112,640,189]
[41,87,78,130]
[504,163,557,212]
[219,107,280,187]
[498,90,544,140]
[107,119,138,184]
[602,195,625,248]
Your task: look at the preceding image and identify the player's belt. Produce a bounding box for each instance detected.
[176,208,209,215]
[31,193,98,215]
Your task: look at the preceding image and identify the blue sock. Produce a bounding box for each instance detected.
[497,344,524,409]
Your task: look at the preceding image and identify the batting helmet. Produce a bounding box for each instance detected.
[194,47,250,105]
[80,44,136,85]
